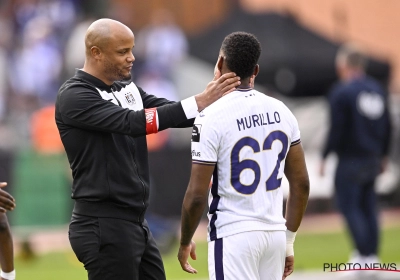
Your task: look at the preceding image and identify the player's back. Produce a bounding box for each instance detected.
[191,88,301,241]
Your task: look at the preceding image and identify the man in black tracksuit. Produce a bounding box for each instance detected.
[55,18,240,280]
[320,44,391,267]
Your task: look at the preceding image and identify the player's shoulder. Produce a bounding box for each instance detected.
[329,81,356,100]
[254,90,294,113]
[197,91,236,115]
[258,92,300,127]
[254,90,285,105]
[193,91,240,127]
[363,76,386,94]
[58,77,99,103]
[194,106,218,127]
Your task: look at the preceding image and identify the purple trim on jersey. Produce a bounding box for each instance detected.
[214,238,224,280]
[291,139,301,146]
[236,87,252,92]
[192,159,216,166]
[209,165,220,241]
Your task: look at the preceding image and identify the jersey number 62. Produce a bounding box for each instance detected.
[230,131,289,194]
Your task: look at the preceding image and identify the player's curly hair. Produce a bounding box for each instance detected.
[221,32,261,79]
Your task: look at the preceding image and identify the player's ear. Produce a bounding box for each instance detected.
[217,55,224,71]
[253,64,260,77]
[214,55,224,78]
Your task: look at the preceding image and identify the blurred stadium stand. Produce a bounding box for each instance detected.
[0,0,397,236]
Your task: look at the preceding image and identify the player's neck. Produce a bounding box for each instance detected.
[237,77,251,89]
[221,70,251,89]
[221,64,252,89]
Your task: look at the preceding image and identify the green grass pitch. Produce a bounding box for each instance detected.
[13,227,400,279]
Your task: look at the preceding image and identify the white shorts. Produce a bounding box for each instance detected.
[208,230,285,280]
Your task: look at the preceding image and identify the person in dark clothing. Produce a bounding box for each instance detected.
[55,18,240,280]
[320,44,391,267]
[0,182,16,280]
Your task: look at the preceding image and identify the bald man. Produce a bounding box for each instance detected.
[55,18,240,280]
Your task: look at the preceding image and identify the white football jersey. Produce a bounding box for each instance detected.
[191,88,301,241]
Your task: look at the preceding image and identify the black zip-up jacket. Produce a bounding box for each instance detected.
[55,70,195,223]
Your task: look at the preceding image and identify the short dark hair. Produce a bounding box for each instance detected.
[336,44,367,70]
[221,32,261,79]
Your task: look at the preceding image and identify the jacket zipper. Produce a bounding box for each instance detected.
[111,87,122,107]
[112,85,146,223]
[126,120,147,223]
[128,139,147,222]
[132,156,147,223]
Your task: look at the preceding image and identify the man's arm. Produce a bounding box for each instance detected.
[0,213,14,279]
[0,183,14,280]
[285,144,309,231]
[141,71,241,129]
[381,97,392,173]
[178,163,215,274]
[58,72,240,136]
[283,143,310,279]
[142,71,240,109]
[320,88,348,176]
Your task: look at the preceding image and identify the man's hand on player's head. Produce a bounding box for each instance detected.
[283,255,294,279]
[0,183,15,213]
[177,240,198,274]
[195,72,240,112]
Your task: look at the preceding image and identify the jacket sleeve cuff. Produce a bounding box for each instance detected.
[181,96,199,119]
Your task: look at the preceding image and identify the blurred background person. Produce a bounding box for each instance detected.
[0,18,12,124]
[320,44,392,268]
[0,0,78,260]
[134,8,188,81]
[63,17,94,79]
[8,0,77,148]
[9,16,62,109]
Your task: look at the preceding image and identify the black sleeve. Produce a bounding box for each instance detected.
[322,87,349,158]
[59,84,147,137]
[138,87,195,129]
[59,85,193,137]
[139,86,175,108]
[174,118,195,128]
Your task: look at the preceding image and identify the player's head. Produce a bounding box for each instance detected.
[84,18,135,85]
[216,32,261,81]
[335,43,367,81]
